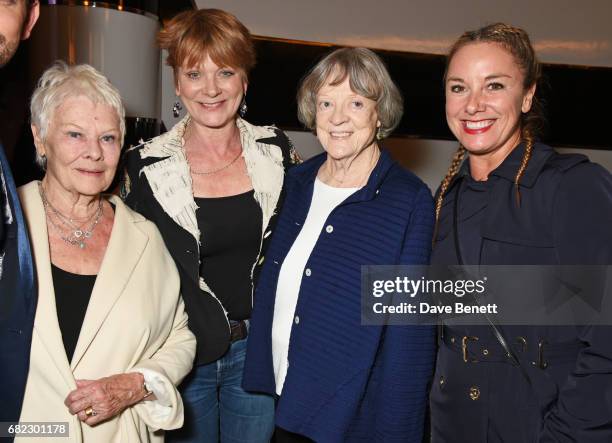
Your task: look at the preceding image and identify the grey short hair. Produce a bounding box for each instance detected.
[297,47,403,139]
[30,61,126,169]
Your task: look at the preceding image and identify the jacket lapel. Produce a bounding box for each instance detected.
[238,119,285,235]
[19,182,74,389]
[134,117,287,247]
[70,196,148,370]
[137,116,200,244]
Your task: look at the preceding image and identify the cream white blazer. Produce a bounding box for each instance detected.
[16,181,196,442]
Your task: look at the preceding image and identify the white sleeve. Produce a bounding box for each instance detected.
[127,368,173,422]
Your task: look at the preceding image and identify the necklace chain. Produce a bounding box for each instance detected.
[38,183,103,249]
[183,122,243,176]
[186,148,243,175]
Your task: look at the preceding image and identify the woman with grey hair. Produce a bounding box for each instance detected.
[16,62,196,442]
[243,47,436,442]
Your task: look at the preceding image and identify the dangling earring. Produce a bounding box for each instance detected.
[376,125,383,140]
[172,101,183,118]
[238,95,247,118]
[38,152,47,171]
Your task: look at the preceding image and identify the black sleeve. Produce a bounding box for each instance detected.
[552,162,612,264]
[270,127,302,171]
[539,162,612,442]
[120,146,149,217]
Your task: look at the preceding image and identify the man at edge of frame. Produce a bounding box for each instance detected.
[0,0,40,434]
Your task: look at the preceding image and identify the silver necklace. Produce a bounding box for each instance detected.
[187,148,243,175]
[39,183,103,249]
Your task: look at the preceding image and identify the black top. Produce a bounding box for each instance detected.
[122,124,298,365]
[455,173,490,265]
[429,143,612,442]
[195,190,262,321]
[51,264,96,362]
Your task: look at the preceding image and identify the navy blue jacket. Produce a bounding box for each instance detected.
[0,143,36,425]
[243,150,436,442]
[430,143,612,442]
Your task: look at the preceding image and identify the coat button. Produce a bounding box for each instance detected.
[325,225,334,233]
[294,315,300,325]
[482,349,489,356]
[439,376,445,387]
[469,386,480,400]
[305,268,312,277]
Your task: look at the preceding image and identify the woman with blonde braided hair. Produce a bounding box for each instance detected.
[429,23,612,442]
[434,23,544,227]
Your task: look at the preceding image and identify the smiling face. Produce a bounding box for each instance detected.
[33,95,122,198]
[175,54,246,131]
[445,42,535,160]
[0,0,39,67]
[315,76,379,162]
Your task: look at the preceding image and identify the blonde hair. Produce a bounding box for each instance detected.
[297,47,403,139]
[30,61,125,168]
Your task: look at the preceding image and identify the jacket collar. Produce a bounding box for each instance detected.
[19,182,148,386]
[489,142,554,187]
[134,116,286,245]
[447,142,555,192]
[136,115,281,163]
[289,148,395,202]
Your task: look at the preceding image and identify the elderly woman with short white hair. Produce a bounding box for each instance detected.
[243,47,436,442]
[16,62,196,442]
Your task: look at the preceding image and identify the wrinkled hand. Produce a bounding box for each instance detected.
[65,373,145,426]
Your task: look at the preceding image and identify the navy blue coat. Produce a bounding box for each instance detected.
[430,143,612,442]
[243,150,436,442]
[0,143,36,426]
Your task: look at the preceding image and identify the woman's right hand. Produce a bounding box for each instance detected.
[65,373,150,426]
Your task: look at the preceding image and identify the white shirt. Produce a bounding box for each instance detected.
[272,178,359,395]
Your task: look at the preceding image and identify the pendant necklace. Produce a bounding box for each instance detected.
[39,183,103,249]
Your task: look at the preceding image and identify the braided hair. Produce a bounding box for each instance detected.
[433,23,544,241]
[433,145,466,240]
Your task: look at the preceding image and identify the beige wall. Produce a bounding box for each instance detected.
[163,0,612,190]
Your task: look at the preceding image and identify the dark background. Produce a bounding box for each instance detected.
[247,37,612,151]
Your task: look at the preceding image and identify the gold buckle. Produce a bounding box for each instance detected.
[462,336,479,363]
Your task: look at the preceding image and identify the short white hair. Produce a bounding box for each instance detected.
[30,61,126,169]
